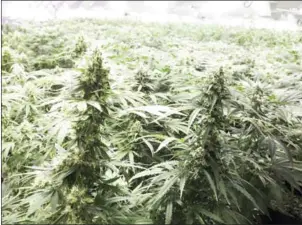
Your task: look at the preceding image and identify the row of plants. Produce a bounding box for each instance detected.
[2,19,302,224]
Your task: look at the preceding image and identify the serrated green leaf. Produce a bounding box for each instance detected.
[87,100,102,112]
[187,108,202,132]
[165,201,173,225]
[129,168,163,182]
[152,175,178,205]
[179,176,187,199]
[50,191,59,212]
[204,170,218,201]
[155,137,176,153]
[57,121,70,145]
[218,180,230,204]
[231,181,260,211]
[142,138,155,155]
[198,208,224,224]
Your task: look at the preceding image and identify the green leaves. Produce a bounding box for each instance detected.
[74,36,87,57]
[165,201,173,225]
[56,121,71,145]
[155,137,177,154]
[187,108,202,132]
[230,181,261,212]
[179,175,187,199]
[152,175,178,206]
[126,105,183,118]
[204,170,218,201]
[198,208,224,224]
[2,142,15,160]
[130,168,166,182]
[3,17,302,225]
[87,100,103,113]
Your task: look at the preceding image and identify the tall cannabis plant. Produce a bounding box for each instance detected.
[74,36,87,57]
[52,49,113,224]
[6,49,144,224]
[129,69,226,224]
[228,76,302,217]
[129,68,271,224]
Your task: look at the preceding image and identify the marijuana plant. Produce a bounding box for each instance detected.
[2,47,14,73]
[74,36,87,57]
[3,49,148,224]
[2,17,302,225]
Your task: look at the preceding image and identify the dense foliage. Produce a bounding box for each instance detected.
[2,19,302,224]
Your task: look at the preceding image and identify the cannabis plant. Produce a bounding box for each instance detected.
[129,69,245,224]
[130,67,302,224]
[2,47,14,73]
[3,49,148,224]
[74,36,87,57]
[2,17,302,225]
